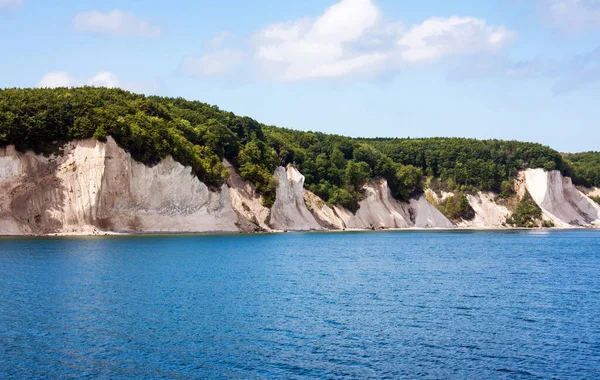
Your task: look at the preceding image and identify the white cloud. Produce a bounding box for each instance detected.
[205,31,235,48]
[180,49,244,77]
[37,72,78,88]
[73,9,161,37]
[397,17,517,63]
[36,71,161,94]
[253,0,386,81]
[542,0,600,33]
[87,71,120,88]
[0,0,22,8]
[179,0,516,81]
[253,0,515,81]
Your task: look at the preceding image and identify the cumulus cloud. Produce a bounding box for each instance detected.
[179,49,244,77]
[86,71,120,87]
[36,71,162,94]
[0,0,22,8]
[37,72,78,88]
[397,17,516,63]
[253,0,387,80]
[541,0,600,33]
[181,0,516,81]
[73,9,161,37]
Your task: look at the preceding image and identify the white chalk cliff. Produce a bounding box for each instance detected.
[269,166,324,231]
[461,193,511,229]
[1,138,599,235]
[520,169,600,227]
[0,138,240,234]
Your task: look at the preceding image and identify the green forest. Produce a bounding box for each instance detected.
[1,87,598,211]
[563,152,600,188]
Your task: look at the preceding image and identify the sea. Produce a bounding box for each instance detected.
[1,230,599,379]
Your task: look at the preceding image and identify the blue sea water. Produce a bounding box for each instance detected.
[1,231,599,379]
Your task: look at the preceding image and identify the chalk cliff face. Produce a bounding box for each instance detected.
[223,159,271,231]
[425,189,511,228]
[0,138,242,234]
[302,179,453,230]
[587,188,600,198]
[461,193,511,228]
[269,166,323,231]
[1,139,599,235]
[520,169,600,227]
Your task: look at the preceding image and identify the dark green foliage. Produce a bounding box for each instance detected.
[506,191,543,228]
[563,152,600,188]
[0,87,427,210]
[590,196,600,205]
[0,87,275,194]
[237,140,278,207]
[361,137,564,193]
[2,87,598,213]
[394,165,424,201]
[439,195,475,221]
[499,180,515,199]
[263,127,424,211]
[542,220,555,228]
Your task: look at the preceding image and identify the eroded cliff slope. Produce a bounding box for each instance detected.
[1,139,599,234]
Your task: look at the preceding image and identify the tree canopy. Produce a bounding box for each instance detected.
[563,152,600,188]
[360,137,565,193]
[1,87,597,211]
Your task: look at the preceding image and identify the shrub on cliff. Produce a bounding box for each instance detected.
[506,191,543,228]
[439,195,476,221]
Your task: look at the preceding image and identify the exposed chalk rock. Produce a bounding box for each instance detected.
[346,180,411,229]
[522,169,600,227]
[0,138,241,234]
[3,139,599,235]
[407,196,454,228]
[582,187,600,198]
[269,166,323,231]
[303,191,346,230]
[425,189,454,205]
[460,192,511,228]
[223,159,271,231]
[327,179,453,230]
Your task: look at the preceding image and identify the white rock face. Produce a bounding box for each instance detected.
[307,179,453,230]
[424,189,454,205]
[303,191,346,230]
[345,180,411,229]
[0,146,21,180]
[582,187,600,198]
[407,196,454,228]
[269,166,323,231]
[461,192,511,228]
[522,169,600,227]
[223,159,271,231]
[4,139,597,235]
[0,138,241,234]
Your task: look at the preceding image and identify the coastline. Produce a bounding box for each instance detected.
[2,226,598,238]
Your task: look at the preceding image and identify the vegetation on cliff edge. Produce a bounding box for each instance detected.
[1,87,595,211]
[506,191,543,228]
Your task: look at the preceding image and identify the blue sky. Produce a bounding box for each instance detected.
[1,0,599,152]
